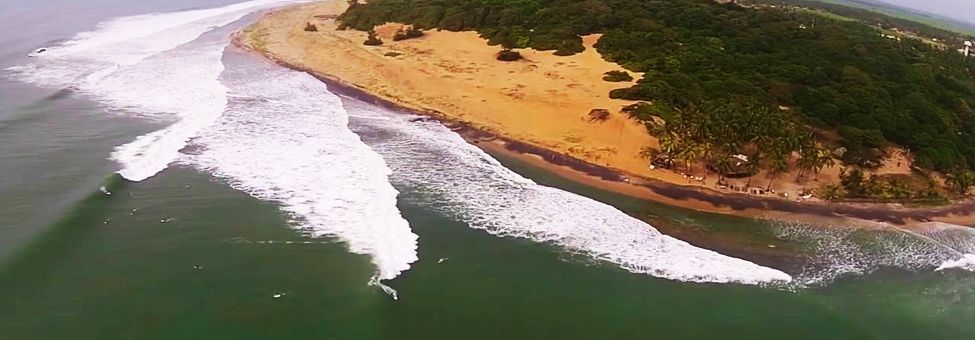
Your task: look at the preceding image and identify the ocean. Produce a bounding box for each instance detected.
[0,0,973,338]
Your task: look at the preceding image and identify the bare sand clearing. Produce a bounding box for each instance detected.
[240,2,661,176]
[236,1,975,226]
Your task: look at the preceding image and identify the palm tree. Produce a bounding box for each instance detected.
[638,146,660,162]
[699,141,715,180]
[765,147,789,191]
[745,152,762,187]
[813,149,836,181]
[672,141,699,175]
[711,152,734,185]
[819,184,845,202]
[947,170,975,196]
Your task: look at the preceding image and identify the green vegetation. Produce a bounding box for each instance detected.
[803,0,975,37]
[946,170,975,195]
[393,26,425,41]
[339,0,975,177]
[742,0,975,41]
[496,49,522,61]
[602,70,632,82]
[626,100,829,185]
[821,168,946,201]
[587,108,611,122]
[363,30,383,45]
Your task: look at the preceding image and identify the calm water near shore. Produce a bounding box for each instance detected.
[1,0,974,339]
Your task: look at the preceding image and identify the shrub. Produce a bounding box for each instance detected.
[603,70,633,82]
[363,30,382,46]
[588,109,611,122]
[304,22,318,32]
[392,26,424,41]
[553,49,576,56]
[819,184,846,202]
[496,49,522,62]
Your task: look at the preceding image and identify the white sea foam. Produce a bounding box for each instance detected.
[7,0,418,283]
[937,254,975,272]
[22,0,304,67]
[187,61,418,281]
[7,0,308,181]
[772,221,975,284]
[345,100,792,285]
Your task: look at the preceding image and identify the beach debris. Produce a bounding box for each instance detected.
[129,208,139,216]
[193,265,204,270]
[103,218,112,225]
[28,47,47,57]
[767,244,777,248]
[160,217,175,223]
[437,257,449,264]
[272,292,286,299]
[99,186,112,196]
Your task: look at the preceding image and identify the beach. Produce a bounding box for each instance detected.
[3,1,975,337]
[235,1,975,227]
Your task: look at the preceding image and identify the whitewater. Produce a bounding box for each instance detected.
[5,0,418,282]
[773,220,975,285]
[3,0,802,286]
[71,0,975,290]
[345,100,793,284]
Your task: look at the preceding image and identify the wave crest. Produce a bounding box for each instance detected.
[347,100,792,285]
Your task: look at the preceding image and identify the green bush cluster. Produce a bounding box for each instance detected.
[824,168,945,201]
[496,49,522,61]
[602,70,632,82]
[363,30,383,46]
[393,26,424,41]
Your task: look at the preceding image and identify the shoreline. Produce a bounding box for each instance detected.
[231,5,975,228]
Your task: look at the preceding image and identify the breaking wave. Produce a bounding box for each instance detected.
[6,0,418,282]
[345,100,792,285]
[7,0,308,181]
[187,60,418,281]
[772,221,975,285]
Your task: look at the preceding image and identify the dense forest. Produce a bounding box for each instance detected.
[339,0,975,185]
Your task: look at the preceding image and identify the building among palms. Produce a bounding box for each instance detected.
[960,41,973,57]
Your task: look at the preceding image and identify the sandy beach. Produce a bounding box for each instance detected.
[234,1,975,227]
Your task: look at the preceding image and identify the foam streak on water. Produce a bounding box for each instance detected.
[7,0,308,181]
[188,62,418,281]
[347,101,792,285]
[772,221,975,285]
